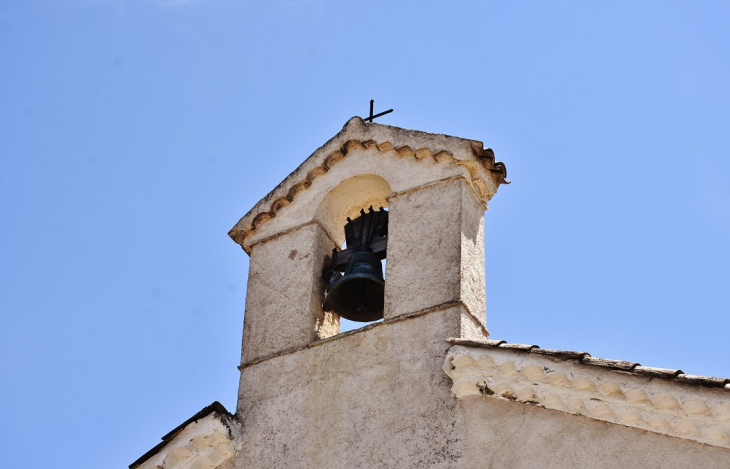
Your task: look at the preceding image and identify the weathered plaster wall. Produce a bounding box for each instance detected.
[445,344,730,468]
[241,222,339,364]
[385,177,485,325]
[444,345,730,448]
[235,307,468,468]
[234,316,729,468]
[457,396,730,469]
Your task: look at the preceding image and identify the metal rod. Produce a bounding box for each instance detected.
[364,206,374,250]
[358,208,366,251]
[364,100,393,122]
[368,109,393,121]
[366,207,379,249]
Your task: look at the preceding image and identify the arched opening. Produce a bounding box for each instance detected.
[315,175,392,332]
[314,174,391,247]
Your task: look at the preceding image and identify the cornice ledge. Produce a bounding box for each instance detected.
[443,347,730,449]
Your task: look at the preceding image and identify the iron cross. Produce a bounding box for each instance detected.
[364,99,393,122]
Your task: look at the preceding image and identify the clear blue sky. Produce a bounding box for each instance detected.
[1,1,729,467]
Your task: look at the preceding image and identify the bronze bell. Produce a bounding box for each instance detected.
[327,251,385,322]
[323,206,388,322]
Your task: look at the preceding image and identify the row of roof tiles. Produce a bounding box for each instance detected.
[447,338,730,390]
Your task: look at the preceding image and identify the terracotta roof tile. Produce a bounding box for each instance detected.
[531,348,590,360]
[580,356,638,371]
[498,343,538,351]
[481,339,507,347]
[676,374,730,388]
[633,365,683,379]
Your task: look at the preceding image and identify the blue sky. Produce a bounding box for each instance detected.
[1,1,729,467]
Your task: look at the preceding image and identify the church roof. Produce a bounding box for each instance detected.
[129,401,232,469]
[228,116,509,252]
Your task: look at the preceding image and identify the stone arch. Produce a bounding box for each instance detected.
[314,174,392,247]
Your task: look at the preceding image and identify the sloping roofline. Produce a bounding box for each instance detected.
[129,401,232,469]
[228,116,509,252]
[448,337,730,388]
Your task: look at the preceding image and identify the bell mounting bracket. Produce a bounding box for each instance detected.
[324,206,388,273]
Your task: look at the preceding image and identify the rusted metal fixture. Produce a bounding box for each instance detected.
[323,206,388,321]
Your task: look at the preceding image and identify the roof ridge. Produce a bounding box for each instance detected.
[228,123,508,253]
[447,338,730,389]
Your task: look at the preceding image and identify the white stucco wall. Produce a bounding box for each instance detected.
[444,344,730,448]
[228,312,730,468]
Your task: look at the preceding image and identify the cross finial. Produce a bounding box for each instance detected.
[364,99,393,123]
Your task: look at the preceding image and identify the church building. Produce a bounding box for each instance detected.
[130,117,730,468]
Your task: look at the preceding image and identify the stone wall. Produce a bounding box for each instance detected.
[457,396,730,469]
[228,313,730,468]
[235,306,468,468]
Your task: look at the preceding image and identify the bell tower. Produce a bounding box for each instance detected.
[229,116,508,365]
[226,117,509,464]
